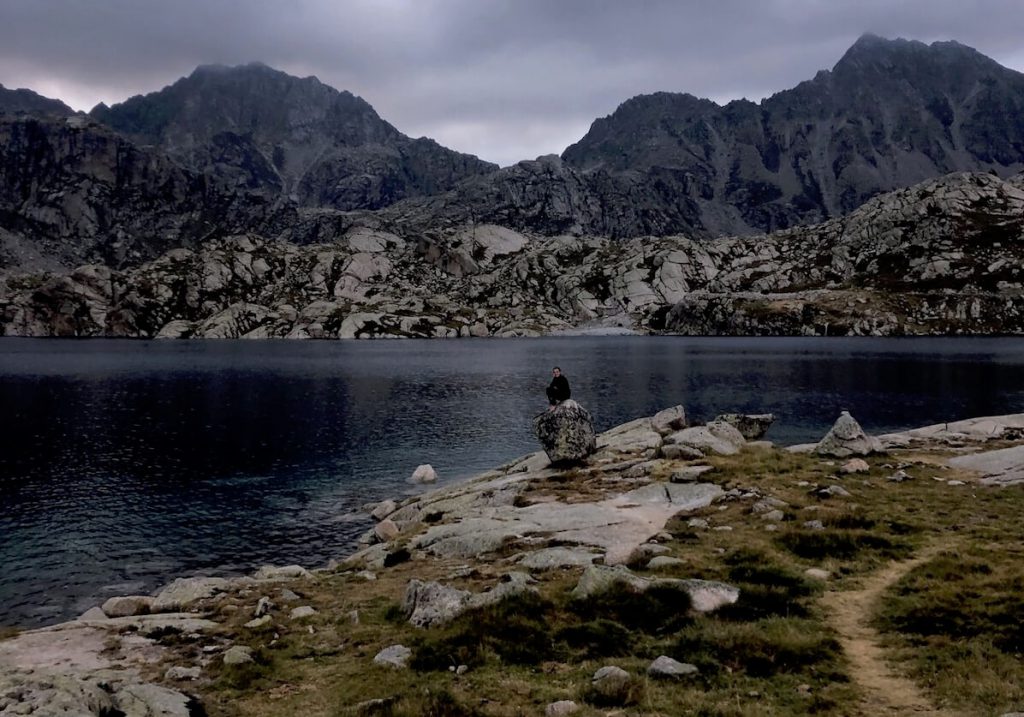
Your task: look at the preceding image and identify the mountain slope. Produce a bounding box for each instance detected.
[89,63,497,209]
[562,34,1024,235]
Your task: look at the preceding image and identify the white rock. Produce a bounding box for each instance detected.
[290,606,317,620]
[244,615,272,629]
[410,464,438,484]
[373,644,411,669]
[101,595,154,618]
[545,700,580,716]
[223,646,254,666]
[164,666,201,681]
[647,655,699,679]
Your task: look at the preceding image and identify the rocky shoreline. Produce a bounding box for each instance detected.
[2,406,1024,715]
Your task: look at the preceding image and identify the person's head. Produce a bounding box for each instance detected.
[552,366,561,377]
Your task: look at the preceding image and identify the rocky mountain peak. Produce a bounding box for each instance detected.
[88,62,496,210]
[0,84,74,116]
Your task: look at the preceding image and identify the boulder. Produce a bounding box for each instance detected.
[223,646,254,666]
[101,595,154,618]
[533,400,597,464]
[254,564,312,580]
[647,655,698,679]
[409,464,438,484]
[815,411,883,457]
[715,413,775,440]
[374,519,400,542]
[373,644,411,669]
[651,406,688,436]
[840,458,870,474]
[290,606,317,620]
[370,499,398,520]
[403,574,537,628]
[664,421,744,456]
[660,443,705,460]
[545,700,580,716]
[151,577,229,612]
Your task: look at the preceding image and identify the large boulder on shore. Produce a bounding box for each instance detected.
[816,411,884,457]
[534,400,596,464]
[715,413,775,440]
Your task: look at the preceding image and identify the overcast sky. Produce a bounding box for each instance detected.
[2,0,1024,166]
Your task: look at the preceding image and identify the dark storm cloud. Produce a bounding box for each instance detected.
[2,0,1024,166]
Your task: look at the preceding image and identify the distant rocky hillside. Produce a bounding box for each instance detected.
[90,63,497,209]
[562,34,1024,235]
[4,172,1022,338]
[0,115,285,271]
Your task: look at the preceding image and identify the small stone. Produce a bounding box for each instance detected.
[279,588,301,601]
[223,646,254,666]
[840,458,870,474]
[646,556,685,569]
[456,664,468,675]
[255,596,272,617]
[245,615,272,629]
[712,526,733,532]
[804,520,825,531]
[409,464,438,484]
[805,568,830,581]
[373,644,411,668]
[764,524,779,532]
[349,610,360,624]
[647,655,699,679]
[816,484,851,498]
[761,510,785,522]
[356,571,377,581]
[254,565,312,580]
[948,480,966,486]
[687,517,709,529]
[887,469,910,482]
[797,683,812,694]
[290,606,317,620]
[164,666,201,681]
[545,701,580,716]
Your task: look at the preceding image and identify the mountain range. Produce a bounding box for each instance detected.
[2,34,1024,337]
[3,34,1024,272]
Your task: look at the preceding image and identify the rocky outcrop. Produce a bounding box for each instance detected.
[4,170,1023,338]
[534,400,597,464]
[815,412,884,457]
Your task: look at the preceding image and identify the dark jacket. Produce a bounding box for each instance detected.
[546,375,571,404]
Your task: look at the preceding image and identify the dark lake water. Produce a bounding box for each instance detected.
[2,336,1024,627]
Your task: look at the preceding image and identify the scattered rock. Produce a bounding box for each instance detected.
[373,644,411,669]
[290,606,317,620]
[887,469,910,482]
[255,596,273,617]
[715,413,775,440]
[101,595,154,618]
[254,565,312,580]
[687,517,709,529]
[592,665,630,687]
[815,484,851,498]
[374,519,400,542]
[659,443,705,460]
[533,400,597,464]
[370,499,398,521]
[519,547,599,571]
[410,464,438,484]
[279,588,301,601]
[646,556,685,569]
[151,577,230,612]
[815,411,884,457]
[651,405,688,436]
[546,700,580,716]
[670,465,714,483]
[164,666,201,681]
[647,655,699,679]
[223,646,254,666]
[761,509,785,522]
[840,458,870,474]
[244,615,272,629]
[804,520,826,531]
[804,568,830,581]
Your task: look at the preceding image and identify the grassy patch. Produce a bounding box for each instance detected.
[874,547,1024,713]
[777,528,910,561]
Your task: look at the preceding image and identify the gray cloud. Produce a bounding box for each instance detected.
[2,0,1023,166]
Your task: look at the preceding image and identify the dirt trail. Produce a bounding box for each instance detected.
[821,545,964,716]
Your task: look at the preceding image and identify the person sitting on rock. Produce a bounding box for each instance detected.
[546,366,571,408]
